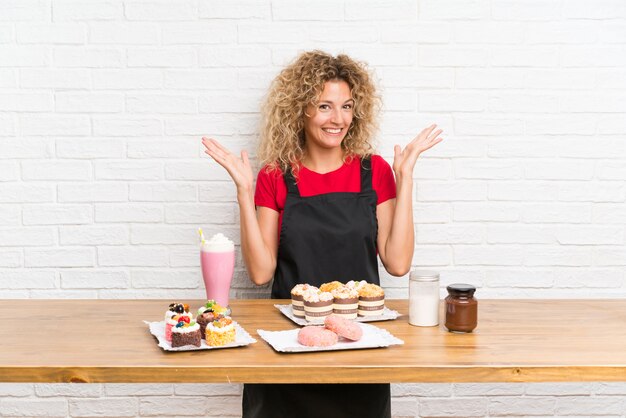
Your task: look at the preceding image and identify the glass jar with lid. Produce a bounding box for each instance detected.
[444,283,477,333]
[408,270,440,327]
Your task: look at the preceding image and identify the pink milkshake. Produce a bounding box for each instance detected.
[200,233,235,307]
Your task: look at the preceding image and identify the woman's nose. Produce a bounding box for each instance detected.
[330,108,342,124]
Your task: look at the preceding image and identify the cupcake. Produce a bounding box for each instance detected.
[205,316,236,347]
[358,283,385,317]
[319,281,344,293]
[346,280,367,292]
[303,290,333,323]
[291,284,317,318]
[331,286,359,320]
[171,319,201,348]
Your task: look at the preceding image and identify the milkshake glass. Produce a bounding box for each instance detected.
[200,233,235,307]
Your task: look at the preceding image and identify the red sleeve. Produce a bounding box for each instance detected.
[371,155,396,205]
[254,166,280,211]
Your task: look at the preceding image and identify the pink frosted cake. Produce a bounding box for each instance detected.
[303,290,333,323]
[331,286,359,320]
[164,303,192,342]
[171,320,201,348]
[291,284,317,318]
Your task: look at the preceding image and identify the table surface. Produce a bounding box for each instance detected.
[1,299,625,383]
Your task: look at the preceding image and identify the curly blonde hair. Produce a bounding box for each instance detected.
[258,50,381,175]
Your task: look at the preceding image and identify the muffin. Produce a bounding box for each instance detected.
[319,281,344,293]
[357,283,385,317]
[291,284,317,318]
[164,302,192,342]
[303,290,333,323]
[331,286,359,320]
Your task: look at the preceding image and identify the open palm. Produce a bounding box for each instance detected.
[393,124,443,179]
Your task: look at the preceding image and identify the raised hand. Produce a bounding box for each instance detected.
[202,137,254,193]
[393,124,443,179]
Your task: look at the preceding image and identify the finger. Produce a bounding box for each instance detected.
[209,139,232,155]
[393,145,401,160]
[421,137,444,153]
[241,150,250,167]
[428,129,443,140]
[420,123,437,138]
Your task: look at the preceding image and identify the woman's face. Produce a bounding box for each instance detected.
[303,80,354,152]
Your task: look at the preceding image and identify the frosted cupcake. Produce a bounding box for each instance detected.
[357,283,385,317]
[346,280,367,292]
[332,286,359,320]
[303,290,333,323]
[291,284,317,318]
[171,320,201,348]
[319,281,344,293]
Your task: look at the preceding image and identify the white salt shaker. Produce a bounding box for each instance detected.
[409,270,440,326]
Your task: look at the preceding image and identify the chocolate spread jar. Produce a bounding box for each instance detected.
[445,284,477,333]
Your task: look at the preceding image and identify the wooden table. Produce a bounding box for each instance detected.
[1,299,625,384]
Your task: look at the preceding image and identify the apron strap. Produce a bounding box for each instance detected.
[360,156,373,193]
[283,167,301,197]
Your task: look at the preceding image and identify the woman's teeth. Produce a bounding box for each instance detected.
[323,128,341,134]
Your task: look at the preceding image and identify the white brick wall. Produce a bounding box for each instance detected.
[1,0,625,416]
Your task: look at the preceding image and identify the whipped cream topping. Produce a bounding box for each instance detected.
[201,233,235,252]
[172,322,200,333]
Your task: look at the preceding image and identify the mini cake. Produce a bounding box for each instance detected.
[196,300,227,337]
[319,281,343,293]
[291,284,317,318]
[205,317,236,347]
[331,286,359,320]
[298,326,338,347]
[303,290,333,323]
[164,303,192,342]
[171,319,201,348]
[358,283,385,317]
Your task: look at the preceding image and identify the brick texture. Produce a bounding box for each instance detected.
[1,0,625,416]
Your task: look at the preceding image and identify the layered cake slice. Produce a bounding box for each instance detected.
[303,290,333,323]
[205,317,236,347]
[357,283,385,317]
[171,319,201,348]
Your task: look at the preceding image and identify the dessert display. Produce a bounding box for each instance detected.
[357,283,385,317]
[303,290,333,323]
[331,286,359,320]
[290,281,386,322]
[297,326,339,347]
[290,284,316,318]
[196,300,227,337]
[171,318,201,348]
[205,316,236,347]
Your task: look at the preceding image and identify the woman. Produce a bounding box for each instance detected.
[203,51,443,418]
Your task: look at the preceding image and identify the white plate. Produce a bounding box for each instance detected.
[275,304,400,326]
[257,322,403,353]
[144,320,256,352]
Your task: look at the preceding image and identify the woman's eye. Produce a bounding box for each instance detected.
[343,104,353,110]
[319,104,330,110]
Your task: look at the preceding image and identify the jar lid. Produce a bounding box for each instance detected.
[409,270,439,282]
[446,283,476,296]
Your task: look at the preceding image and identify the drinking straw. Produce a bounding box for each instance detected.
[198,227,206,244]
